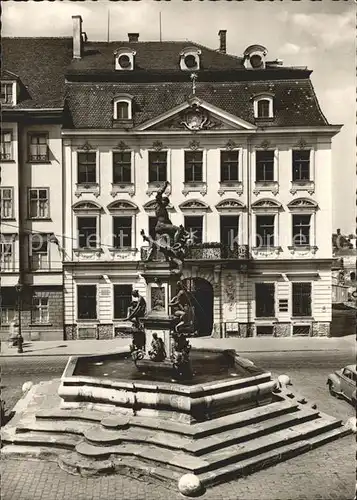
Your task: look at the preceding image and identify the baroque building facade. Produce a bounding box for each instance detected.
[1,17,340,340]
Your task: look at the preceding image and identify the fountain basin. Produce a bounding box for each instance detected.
[58,347,277,422]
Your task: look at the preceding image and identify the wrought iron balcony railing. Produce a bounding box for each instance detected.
[140,243,250,262]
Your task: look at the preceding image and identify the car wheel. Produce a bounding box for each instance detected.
[328,381,337,397]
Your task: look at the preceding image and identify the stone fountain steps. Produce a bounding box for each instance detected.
[198,425,351,487]
[82,407,320,454]
[33,399,299,437]
[72,413,343,476]
[5,431,81,450]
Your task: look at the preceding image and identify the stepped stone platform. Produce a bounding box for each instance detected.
[1,348,352,497]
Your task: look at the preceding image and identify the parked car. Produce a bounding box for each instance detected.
[327,364,356,406]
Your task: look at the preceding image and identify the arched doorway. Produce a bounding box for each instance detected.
[181,277,214,336]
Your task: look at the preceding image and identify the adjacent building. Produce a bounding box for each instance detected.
[1,16,341,340]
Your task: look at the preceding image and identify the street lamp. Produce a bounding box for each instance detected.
[14,281,23,354]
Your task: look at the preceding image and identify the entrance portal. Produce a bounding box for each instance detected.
[181,278,214,336]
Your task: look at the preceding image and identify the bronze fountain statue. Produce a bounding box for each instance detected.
[138,181,196,377]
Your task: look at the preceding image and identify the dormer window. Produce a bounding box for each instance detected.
[180,47,201,71]
[113,95,133,122]
[1,82,16,106]
[116,101,129,120]
[243,45,268,70]
[114,48,136,71]
[253,94,274,119]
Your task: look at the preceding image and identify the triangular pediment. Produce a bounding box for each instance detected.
[135,97,256,132]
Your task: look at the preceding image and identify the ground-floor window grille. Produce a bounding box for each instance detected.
[292,282,312,316]
[256,325,275,336]
[292,325,311,336]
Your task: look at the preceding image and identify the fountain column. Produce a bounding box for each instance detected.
[140,260,177,360]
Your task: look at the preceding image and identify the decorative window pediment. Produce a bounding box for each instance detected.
[72,201,102,213]
[179,199,210,212]
[179,47,201,71]
[252,198,282,211]
[216,199,246,212]
[143,199,173,212]
[107,200,138,213]
[114,48,136,71]
[287,198,318,211]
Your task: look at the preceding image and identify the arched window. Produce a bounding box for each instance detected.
[257,99,270,118]
[113,95,133,121]
[253,94,274,119]
[350,271,356,281]
[116,101,129,120]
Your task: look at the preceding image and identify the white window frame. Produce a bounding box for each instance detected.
[290,146,316,195]
[113,96,133,120]
[182,148,207,196]
[253,95,274,119]
[75,149,99,197]
[32,297,49,324]
[28,187,50,219]
[1,307,18,325]
[30,233,49,271]
[1,81,16,106]
[28,132,49,163]
[253,147,279,195]
[1,130,13,160]
[288,202,318,253]
[76,215,100,250]
[0,235,15,271]
[0,187,14,219]
[111,149,135,197]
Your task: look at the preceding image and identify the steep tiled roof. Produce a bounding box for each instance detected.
[68,41,245,72]
[65,79,328,129]
[2,37,73,109]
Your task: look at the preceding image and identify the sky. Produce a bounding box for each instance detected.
[2,0,355,234]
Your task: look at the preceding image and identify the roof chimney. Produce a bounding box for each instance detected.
[218,30,227,54]
[72,15,83,59]
[128,33,139,43]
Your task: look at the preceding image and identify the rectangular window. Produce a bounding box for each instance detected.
[77,217,97,249]
[0,238,14,271]
[113,284,132,319]
[148,152,167,182]
[113,152,131,183]
[30,234,48,270]
[0,83,13,105]
[185,151,203,182]
[220,151,238,182]
[256,325,274,336]
[77,285,97,320]
[32,297,49,324]
[292,282,312,317]
[184,216,203,244]
[292,150,310,181]
[78,152,97,184]
[292,214,311,246]
[256,215,275,247]
[28,133,49,162]
[28,188,49,219]
[256,150,274,182]
[113,216,132,248]
[255,283,275,318]
[1,131,12,160]
[220,215,239,248]
[0,187,13,219]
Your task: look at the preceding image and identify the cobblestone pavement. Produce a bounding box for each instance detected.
[1,435,355,500]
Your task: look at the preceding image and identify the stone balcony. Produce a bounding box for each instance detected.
[140,243,250,262]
